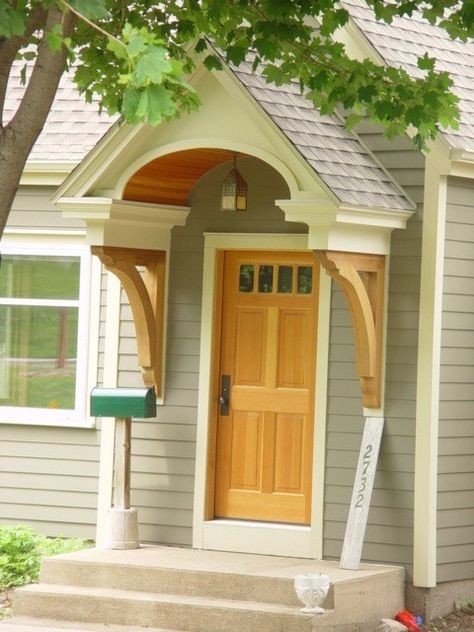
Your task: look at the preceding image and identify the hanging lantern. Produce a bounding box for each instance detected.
[221,156,247,211]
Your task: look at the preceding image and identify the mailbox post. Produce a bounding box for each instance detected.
[91,387,156,549]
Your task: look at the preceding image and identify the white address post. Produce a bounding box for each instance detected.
[340,417,385,570]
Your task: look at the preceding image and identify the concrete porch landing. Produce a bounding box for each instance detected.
[1,545,405,632]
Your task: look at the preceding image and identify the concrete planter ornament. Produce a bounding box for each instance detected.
[294,573,330,614]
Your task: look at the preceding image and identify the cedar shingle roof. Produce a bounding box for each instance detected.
[343,0,474,152]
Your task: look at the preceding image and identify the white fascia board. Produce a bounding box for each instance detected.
[51,120,144,202]
[20,161,76,186]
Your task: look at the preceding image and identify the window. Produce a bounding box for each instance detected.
[0,246,91,426]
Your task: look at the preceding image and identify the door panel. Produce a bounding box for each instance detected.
[214,250,318,524]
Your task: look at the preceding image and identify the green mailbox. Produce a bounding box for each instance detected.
[90,387,156,419]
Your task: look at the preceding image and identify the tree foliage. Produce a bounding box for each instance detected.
[2,1,473,144]
[0,0,472,237]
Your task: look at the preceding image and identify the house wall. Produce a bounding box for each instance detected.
[0,186,100,538]
[354,123,425,207]
[323,216,422,578]
[113,157,308,545]
[437,176,474,583]
[322,127,424,578]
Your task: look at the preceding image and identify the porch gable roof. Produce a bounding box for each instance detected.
[229,58,414,211]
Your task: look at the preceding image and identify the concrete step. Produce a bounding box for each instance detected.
[0,615,359,632]
[40,552,304,608]
[3,546,405,632]
[0,618,180,632]
[38,545,403,616]
[12,583,324,632]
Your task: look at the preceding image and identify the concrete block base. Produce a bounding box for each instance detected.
[406,577,474,620]
[102,508,139,550]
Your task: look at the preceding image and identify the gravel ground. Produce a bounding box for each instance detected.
[422,606,474,631]
[0,590,12,620]
[0,589,473,630]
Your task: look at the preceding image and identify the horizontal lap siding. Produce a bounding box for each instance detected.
[0,189,101,538]
[8,186,82,229]
[116,158,304,545]
[324,218,421,574]
[355,124,425,206]
[437,178,474,583]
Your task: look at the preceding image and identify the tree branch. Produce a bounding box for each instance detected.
[0,7,48,125]
[8,5,76,155]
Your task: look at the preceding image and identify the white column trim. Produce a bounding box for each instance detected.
[310,268,331,558]
[56,197,190,251]
[95,272,121,545]
[413,160,447,587]
[277,199,414,256]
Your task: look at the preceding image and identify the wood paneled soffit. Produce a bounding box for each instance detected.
[124,148,248,206]
[315,250,385,408]
[91,246,166,396]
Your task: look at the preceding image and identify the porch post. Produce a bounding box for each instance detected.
[58,197,191,546]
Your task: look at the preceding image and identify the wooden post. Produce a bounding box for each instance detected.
[113,417,131,511]
[340,417,384,570]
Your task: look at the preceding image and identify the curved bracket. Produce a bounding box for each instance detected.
[315,251,386,408]
[91,246,166,396]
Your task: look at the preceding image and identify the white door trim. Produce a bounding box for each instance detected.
[192,232,330,558]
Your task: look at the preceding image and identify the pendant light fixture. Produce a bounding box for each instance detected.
[221,155,247,211]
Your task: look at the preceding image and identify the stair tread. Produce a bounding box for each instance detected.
[17,583,322,615]
[43,546,403,583]
[0,617,187,632]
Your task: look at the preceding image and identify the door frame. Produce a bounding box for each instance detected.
[192,233,331,558]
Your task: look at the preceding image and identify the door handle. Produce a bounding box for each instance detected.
[219,374,231,416]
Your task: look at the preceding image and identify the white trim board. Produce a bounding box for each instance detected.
[413,159,447,588]
[0,238,96,428]
[192,232,330,559]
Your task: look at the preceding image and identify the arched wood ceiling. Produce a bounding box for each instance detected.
[123,148,249,206]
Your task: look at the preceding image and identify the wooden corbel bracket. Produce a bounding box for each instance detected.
[91,245,166,396]
[315,250,386,408]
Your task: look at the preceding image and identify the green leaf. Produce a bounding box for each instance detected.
[203,55,222,71]
[132,47,171,86]
[195,38,207,53]
[121,87,142,122]
[127,35,147,58]
[417,53,436,71]
[0,5,26,37]
[69,0,107,20]
[345,113,363,130]
[19,64,27,86]
[121,85,176,126]
[106,39,128,61]
[45,25,64,53]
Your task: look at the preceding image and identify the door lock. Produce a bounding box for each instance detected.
[219,374,231,416]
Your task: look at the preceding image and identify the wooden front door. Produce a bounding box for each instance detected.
[214,250,318,524]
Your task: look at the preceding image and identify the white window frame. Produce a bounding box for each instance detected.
[0,238,94,427]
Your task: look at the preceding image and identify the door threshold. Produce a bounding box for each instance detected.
[201,519,312,558]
